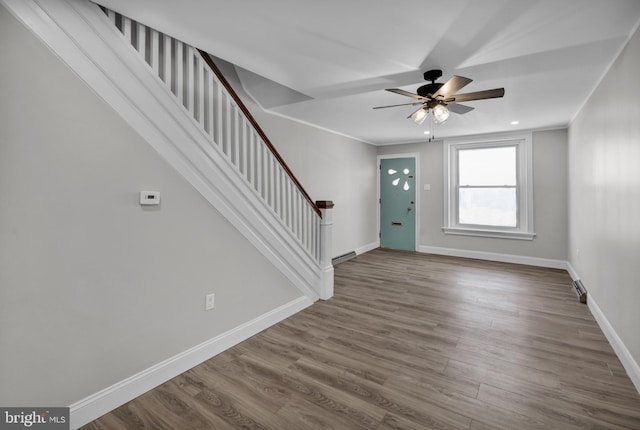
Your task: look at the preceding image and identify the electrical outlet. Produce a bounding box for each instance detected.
[205,293,215,311]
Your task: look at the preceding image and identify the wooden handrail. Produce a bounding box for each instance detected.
[198,50,321,218]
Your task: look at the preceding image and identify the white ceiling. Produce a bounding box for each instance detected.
[98,0,640,145]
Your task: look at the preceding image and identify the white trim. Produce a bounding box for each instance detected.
[420,248,640,396]
[568,265,640,395]
[587,295,640,395]
[317,206,334,300]
[443,131,535,240]
[442,227,535,240]
[418,245,567,270]
[69,296,313,429]
[355,241,379,256]
[3,0,323,300]
[377,153,420,251]
[564,260,580,281]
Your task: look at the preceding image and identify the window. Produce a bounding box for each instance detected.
[443,132,535,240]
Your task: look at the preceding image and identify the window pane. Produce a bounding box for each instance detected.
[459,146,516,186]
[459,187,517,227]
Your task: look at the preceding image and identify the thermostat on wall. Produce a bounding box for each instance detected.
[140,191,161,205]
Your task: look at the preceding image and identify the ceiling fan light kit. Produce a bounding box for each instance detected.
[373,69,504,127]
[432,104,450,124]
[411,108,429,125]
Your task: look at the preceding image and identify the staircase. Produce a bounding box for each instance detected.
[99,5,335,300]
[3,0,334,301]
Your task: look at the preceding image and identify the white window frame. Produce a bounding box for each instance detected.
[443,131,535,240]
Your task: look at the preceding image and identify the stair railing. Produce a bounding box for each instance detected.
[101,8,331,274]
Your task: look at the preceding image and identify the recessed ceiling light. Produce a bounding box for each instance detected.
[511,120,520,125]
[423,130,430,135]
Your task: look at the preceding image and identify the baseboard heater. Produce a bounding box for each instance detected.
[572,279,587,304]
[332,251,356,265]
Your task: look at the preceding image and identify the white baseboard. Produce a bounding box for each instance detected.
[587,295,640,395]
[564,262,639,395]
[417,245,567,270]
[420,247,640,395]
[564,260,580,281]
[355,241,379,256]
[69,296,313,429]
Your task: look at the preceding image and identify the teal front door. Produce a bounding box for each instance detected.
[380,158,416,250]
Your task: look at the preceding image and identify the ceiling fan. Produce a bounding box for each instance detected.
[373,69,505,125]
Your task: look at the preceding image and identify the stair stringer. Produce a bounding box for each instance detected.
[2,0,322,301]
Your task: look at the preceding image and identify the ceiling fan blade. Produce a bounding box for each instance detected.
[432,75,472,99]
[447,103,474,114]
[373,101,424,109]
[386,88,428,101]
[447,88,505,103]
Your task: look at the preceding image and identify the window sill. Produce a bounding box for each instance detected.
[442,227,536,241]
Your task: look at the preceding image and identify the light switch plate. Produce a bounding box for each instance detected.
[205,293,215,311]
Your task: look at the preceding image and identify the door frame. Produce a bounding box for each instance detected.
[377,153,420,251]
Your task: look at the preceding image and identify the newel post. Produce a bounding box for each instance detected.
[316,200,335,300]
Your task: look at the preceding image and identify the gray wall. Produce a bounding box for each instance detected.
[378,129,568,260]
[568,24,640,365]
[214,59,380,257]
[0,6,301,406]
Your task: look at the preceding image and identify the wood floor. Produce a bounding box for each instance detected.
[82,249,640,429]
